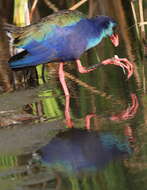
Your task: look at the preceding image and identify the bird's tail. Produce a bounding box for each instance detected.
[8,50,29,68]
[9,50,44,68]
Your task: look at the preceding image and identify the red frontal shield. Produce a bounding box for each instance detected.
[110,34,119,47]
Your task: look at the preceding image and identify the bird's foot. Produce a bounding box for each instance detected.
[110,93,139,121]
[102,55,134,79]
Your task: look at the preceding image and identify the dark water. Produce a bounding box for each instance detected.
[0,0,147,190]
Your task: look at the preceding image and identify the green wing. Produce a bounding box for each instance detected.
[11,10,87,48]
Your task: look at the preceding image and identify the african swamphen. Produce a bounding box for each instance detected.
[5,10,133,97]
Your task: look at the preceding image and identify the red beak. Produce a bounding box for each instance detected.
[110,34,119,47]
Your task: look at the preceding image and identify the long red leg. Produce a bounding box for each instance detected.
[85,114,96,130]
[59,62,73,128]
[59,62,69,96]
[124,125,135,143]
[65,95,73,128]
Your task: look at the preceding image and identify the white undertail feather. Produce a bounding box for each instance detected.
[6,32,14,56]
[6,31,24,56]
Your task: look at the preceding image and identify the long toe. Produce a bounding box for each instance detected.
[102,56,134,79]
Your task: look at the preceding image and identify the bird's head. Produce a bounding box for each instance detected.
[93,16,119,47]
[106,20,119,47]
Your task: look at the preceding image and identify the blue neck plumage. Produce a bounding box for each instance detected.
[86,31,105,50]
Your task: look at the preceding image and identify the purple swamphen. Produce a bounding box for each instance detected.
[5,10,133,95]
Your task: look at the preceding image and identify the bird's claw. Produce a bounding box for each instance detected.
[110,93,139,121]
[102,55,134,79]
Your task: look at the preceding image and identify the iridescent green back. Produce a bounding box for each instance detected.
[13,10,87,47]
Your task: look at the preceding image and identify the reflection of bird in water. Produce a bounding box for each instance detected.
[39,128,132,175]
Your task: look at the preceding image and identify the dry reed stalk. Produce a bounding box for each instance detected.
[138,0,145,39]
[138,0,147,93]
[30,0,39,20]
[130,1,140,39]
[139,21,147,26]
[43,0,58,12]
[69,0,88,10]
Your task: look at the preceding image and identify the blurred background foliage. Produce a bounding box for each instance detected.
[0,0,147,190]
